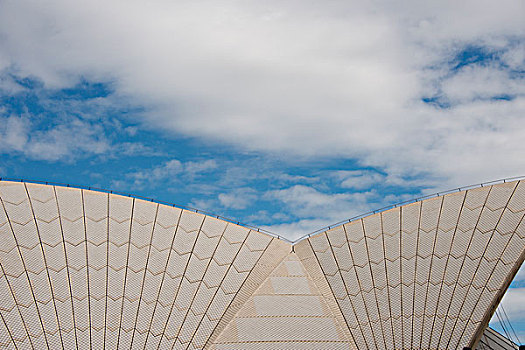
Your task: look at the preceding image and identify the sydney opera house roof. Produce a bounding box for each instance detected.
[0,178,524,349]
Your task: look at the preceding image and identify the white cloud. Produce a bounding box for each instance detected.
[188,198,217,213]
[441,64,524,105]
[0,115,111,161]
[263,185,394,239]
[266,185,370,218]
[184,160,218,177]
[331,170,386,190]
[128,159,183,185]
[0,116,29,152]
[218,187,257,210]
[263,218,332,241]
[0,0,523,190]
[122,158,219,189]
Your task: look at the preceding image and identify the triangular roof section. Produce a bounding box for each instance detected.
[210,252,354,349]
[0,181,291,349]
[0,178,524,349]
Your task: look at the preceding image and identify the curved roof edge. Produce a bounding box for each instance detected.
[292,175,525,244]
[2,175,525,246]
[0,177,293,244]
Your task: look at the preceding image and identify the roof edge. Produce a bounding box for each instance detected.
[3,175,524,246]
[0,177,293,244]
[291,175,525,244]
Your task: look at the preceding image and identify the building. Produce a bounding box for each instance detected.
[0,179,523,349]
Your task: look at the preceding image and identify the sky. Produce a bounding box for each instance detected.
[0,0,524,344]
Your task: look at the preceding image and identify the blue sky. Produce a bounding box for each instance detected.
[0,0,524,343]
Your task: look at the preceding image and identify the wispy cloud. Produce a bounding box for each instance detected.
[262,184,413,239]
[265,185,372,219]
[184,159,218,177]
[0,0,523,242]
[0,74,152,162]
[0,116,29,153]
[330,170,386,190]
[0,115,110,161]
[0,0,522,189]
[119,158,218,190]
[218,187,257,210]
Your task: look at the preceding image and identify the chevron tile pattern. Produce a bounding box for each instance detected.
[0,181,288,350]
[0,180,524,349]
[295,180,525,349]
[210,252,353,349]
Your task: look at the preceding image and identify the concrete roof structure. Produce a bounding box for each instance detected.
[479,328,519,350]
[0,179,523,349]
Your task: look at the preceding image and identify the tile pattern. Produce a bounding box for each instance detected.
[0,181,287,350]
[0,180,524,349]
[478,327,518,350]
[210,252,354,349]
[295,180,525,349]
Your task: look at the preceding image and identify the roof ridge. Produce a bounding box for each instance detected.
[2,175,524,245]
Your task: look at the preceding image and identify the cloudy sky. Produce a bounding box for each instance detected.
[0,0,524,341]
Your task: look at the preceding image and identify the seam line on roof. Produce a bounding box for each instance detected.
[451,181,519,348]
[361,218,388,348]
[380,210,397,348]
[129,202,159,349]
[115,197,135,350]
[0,241,32,348]
[177,217,229,349]
[2,175,525,245]
[419,195,445,350]
[324,230,360,347]
[141,209,183,348]
[0,311,16,349]
[436,185,492,349]
[53,186,80,350]
[155,212,205,350]
[25,183,66,350]
[410,200,424,348]
[399,205,405,348]
[103,191,110,348]
[0,187,50,349]
[80,189,93,350]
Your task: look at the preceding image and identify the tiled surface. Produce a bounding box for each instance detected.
[295,180,525,349]
[210,253,354,349]
[0,181,284,350]
[478,327,518,350]
[0,180,523,349]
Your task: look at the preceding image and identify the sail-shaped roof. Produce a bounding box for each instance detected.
[0,179,523,349]
[295,180,525,349]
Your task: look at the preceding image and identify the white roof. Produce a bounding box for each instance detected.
[0,179,523,349]
[295,180,525,349]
